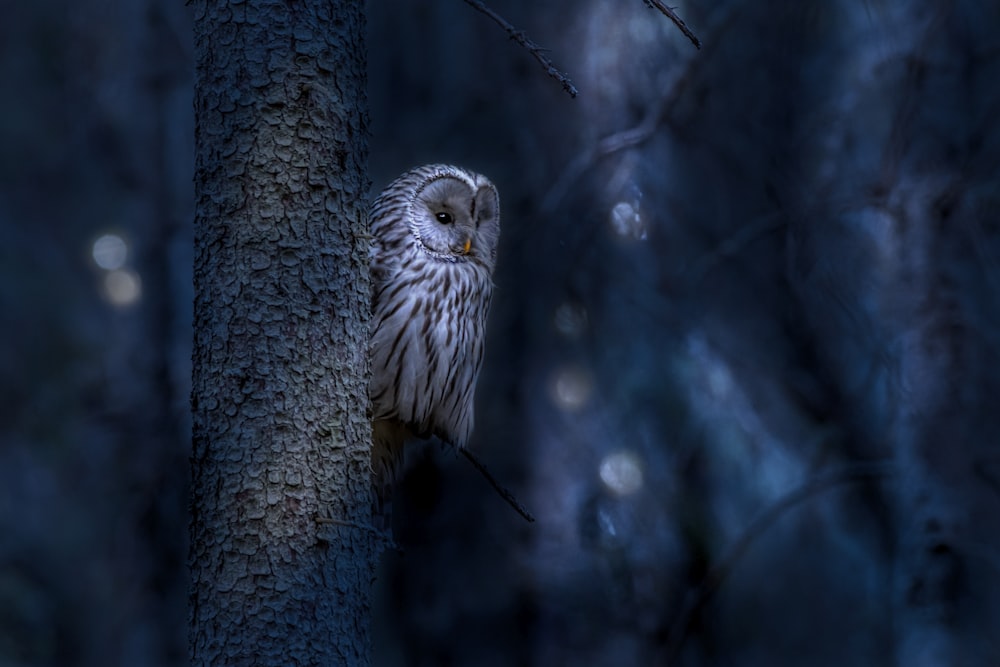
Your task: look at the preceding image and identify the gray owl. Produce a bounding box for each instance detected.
[369,164,501,503]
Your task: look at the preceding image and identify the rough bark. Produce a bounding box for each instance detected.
[189,1,374,665]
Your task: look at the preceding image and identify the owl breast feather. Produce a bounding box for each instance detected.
[370,256,492,449]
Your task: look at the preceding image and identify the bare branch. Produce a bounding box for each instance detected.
[540,91,673,213]
[663,461,894,662]
[642,0,702,49]
[462,0,578,98]
[461,448,537,523]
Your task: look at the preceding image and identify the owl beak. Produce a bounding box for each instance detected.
[462,238,472,254]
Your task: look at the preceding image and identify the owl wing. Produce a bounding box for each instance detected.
[368,236,412,424]
[369,236,398,294]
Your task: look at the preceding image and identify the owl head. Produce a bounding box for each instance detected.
[406,165,500,267]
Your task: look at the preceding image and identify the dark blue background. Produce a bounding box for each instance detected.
[3,1,999,665]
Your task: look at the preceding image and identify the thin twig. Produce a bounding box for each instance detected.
[461,448,536,523]
[315,515,400,551]
[462,0,578,98]
[540,6,737,213]
[663,461,894,662]
[642,0,702,49]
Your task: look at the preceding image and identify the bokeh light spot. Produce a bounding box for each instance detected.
[553,302,588,338]
[599,450,644,496]
[104,269,142,306]
[92,234,128,270]
[551,365,592,411]
[610,201,647,241]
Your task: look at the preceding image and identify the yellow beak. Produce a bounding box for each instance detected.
[462,238,472,254]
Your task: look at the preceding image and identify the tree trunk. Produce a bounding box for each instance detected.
[189,1,375,665]
[786,4,1000,663]
[877,7,1000,664]
[888,180,1000,667]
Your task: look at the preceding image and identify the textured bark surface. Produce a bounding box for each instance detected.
[189,1,374,665]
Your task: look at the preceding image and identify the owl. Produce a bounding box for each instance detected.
[369,164,501,502]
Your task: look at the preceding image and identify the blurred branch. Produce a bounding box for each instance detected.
[663,461,894,662]
[689,212,787,284]
[642,0,701,49]
[974,457,1000,499]
[541,90,671,213]
[462,0,578,98]
[540,5,738,213]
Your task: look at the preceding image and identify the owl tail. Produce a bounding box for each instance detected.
[372,419,408,534]
[373,483,394,535]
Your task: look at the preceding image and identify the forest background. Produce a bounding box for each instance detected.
[3,1,999,665]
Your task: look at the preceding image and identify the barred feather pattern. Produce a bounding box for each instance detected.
[369,164,501,495]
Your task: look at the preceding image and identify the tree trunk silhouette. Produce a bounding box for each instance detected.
[785,4,1000,664]
[189,1,375,665]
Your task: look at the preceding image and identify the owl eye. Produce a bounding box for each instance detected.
[435,211,454,224]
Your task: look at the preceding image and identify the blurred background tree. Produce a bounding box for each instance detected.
[2,1,999,665]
